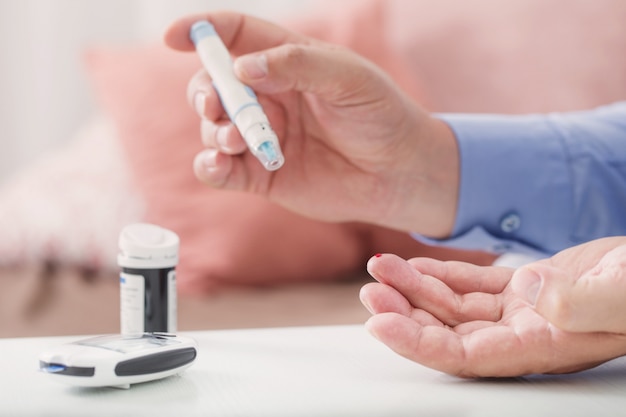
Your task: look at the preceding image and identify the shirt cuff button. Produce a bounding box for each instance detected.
[500,212,521,233]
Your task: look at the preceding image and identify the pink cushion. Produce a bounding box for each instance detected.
[84,45,376,293]
[296,0,626,113]
[84,0,626,292]
[383,0,626,113]
[24,0,619,293]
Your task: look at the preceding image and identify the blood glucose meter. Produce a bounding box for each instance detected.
[39,333,197,389]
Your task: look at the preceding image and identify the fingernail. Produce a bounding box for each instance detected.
[199,149,218,173]
[361,298,374,315]
[359,287,374,314]
[193,91,206,118]
[216,126,229,149]
[364,318,381,341]
[513,267,542,306]
[235,54,268,79]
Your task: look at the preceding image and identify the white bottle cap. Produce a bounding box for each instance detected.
[117,223,179,269]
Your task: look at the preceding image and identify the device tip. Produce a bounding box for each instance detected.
[40,363,66,374]
[256,141,285,171]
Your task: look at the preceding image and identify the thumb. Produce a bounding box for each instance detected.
[512,251,626,334]
[233,43,388,103]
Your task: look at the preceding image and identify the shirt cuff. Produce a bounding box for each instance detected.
[436,113,572,254]
[411,227,549,261]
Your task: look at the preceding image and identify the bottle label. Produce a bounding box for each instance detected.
[120,272,145,335]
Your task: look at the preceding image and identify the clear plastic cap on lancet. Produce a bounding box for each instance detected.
[245,123,285,171]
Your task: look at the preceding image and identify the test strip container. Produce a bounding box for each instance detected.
[117,223,179,335]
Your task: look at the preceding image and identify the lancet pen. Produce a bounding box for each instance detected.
[190,20,285,171]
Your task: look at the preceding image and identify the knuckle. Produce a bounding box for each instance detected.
[280,43,308,66]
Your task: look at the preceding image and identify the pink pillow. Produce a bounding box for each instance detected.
[82,35,495,293]
[84,45,384,293]
[293,0,626,113]
[391,0,626,113]
[83,0,626,293]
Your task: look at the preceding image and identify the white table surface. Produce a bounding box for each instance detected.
[2,324,626,417]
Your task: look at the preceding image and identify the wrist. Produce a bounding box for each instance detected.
[383,113,459,238]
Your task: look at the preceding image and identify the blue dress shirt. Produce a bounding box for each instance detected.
[414,101,626,260]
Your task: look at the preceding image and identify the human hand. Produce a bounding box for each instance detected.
[164,12,459,238]
[360,237,626,377]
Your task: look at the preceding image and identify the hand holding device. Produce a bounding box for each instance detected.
[166,13,459,238]
[190,20,285,171]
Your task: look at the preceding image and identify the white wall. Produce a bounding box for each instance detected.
[0,0,314,181]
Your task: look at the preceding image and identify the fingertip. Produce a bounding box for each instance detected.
[165,11,258,54]
[360,280,414,316]
[365,313,401,343]
[366,253,380,268]
[359,282,377,313]
[193,149,232,187]
[366,252,391,272]
[217,124,248,154]
[364,316,381,340]
[188,70,231,122]
[200,121,248,154]
[366,253,413,285]
[164,12,239,50]
[360,281,380,292]
[163,16,200,51]
[365,312,416,348]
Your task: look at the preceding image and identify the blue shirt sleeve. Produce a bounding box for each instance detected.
[414,101,626,258]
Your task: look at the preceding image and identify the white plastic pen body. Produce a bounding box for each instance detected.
[190,20,285,171]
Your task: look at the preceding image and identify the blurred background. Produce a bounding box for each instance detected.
[1,0,624,338]
[0,0,314,181]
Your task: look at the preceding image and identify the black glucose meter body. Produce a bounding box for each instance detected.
[39,333,197,389]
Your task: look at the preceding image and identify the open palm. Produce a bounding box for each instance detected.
[360,237,626,377]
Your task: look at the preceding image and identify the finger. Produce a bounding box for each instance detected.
[368,310,626,377]
[233,42,386,102]
[359,282,412,316]
[164,11,306,54]
[187,69,224,121]
[200,120,247,154]
[360,283,447,327]
[365,311,553,377]
[193,146,270,192]
[193,148,233,188]
[407,257,513,294]
[365,312,517,377]
[367,254,502,325]
[365,313,465,377]
[513,245,626,334]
